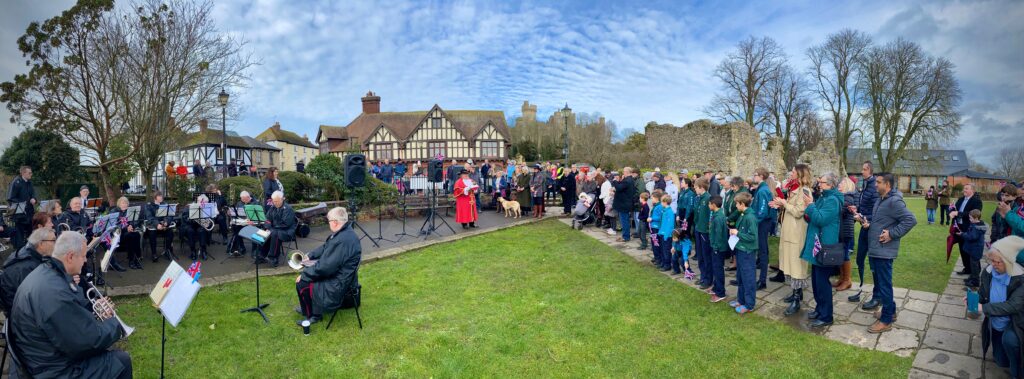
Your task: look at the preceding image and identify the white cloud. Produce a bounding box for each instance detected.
[1,0,1021,169]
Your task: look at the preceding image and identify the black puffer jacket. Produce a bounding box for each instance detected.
[0,244,44,315]
[301,224,362,314]
[840,192,857,242]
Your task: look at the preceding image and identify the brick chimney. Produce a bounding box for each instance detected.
[199,119,208,133]
[361,91,380,114]
[272,121,281,131]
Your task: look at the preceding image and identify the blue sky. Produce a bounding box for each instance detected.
[2,0,1022,168]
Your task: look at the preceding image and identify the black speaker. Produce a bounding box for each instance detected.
[345,154,367,187]
[428,159,443,182]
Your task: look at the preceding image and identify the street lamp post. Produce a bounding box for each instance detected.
[218,89,230,178]
[561,103,571,165]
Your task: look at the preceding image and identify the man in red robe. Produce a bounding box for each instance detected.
[454,169,479,229]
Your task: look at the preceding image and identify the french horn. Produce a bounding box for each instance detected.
[85,282,135,339]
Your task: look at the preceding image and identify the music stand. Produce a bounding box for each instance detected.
[419,185,454,238]
[10,201,27,216]
[393,187,416,241]
[222,206,250,263]
[346,194,380,248]
[244,204,266,223]
[188,205,217,261]
[154,204,180,261]
[237,225,270,323]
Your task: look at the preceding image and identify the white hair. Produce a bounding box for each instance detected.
[70,196,82,207]
[327,207,349,224]
[271,191,284,200]
[240,191,251,199]
[198,194,209,203]
[52,231,86,260]
[28,227,55,246]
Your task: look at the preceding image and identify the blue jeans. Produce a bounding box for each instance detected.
[927,208,936,223]
[992,326,1021,378]
[812,265,835,322]
[736,250,757,308]
[869,257,896,323]
[618,212,631,241]
[857,230,871,289]
[711,250,727,297]
[757,219,772,286]
[696,232,712,286]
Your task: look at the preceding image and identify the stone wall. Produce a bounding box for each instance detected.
[797,141,845,177]
[645,119,784,176]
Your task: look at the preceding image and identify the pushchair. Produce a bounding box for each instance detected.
[571,193,598,230]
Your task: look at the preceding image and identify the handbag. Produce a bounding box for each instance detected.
[810,195,844,267]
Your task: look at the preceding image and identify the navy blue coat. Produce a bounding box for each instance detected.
[961,221,988,260]
[301,225,361,314]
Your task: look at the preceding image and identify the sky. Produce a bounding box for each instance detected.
[1,0,1022,168]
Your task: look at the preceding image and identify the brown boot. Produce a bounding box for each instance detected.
[867,320,892,334]
[834,261,853,291]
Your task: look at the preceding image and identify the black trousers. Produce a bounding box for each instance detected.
[117,232,142,261]
[186,224,210,253]
[940,206,951,225]
[259,229,293,262]
[12,220,30,250]
[145,229,175,257]
[229,224,258,256]
[296,279,317,318]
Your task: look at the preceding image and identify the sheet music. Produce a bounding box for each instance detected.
[100,231,121,272]
[728,235,740,250]
[150,261,185,306]
[155,262,201,328]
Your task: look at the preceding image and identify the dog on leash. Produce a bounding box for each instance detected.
[498,198,521,218]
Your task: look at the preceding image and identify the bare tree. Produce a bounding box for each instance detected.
[788,113,828,165]
[761,65,812,165]
[704,36,787,134]
[859,38,961,173]
[997,146,1024,180]
[807,29,872,173]
[106,0,254,198]
[0,0,132,203]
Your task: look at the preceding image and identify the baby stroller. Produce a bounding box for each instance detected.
[571,193,598,230]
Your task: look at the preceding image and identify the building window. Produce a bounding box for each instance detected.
[269,152,274,165]
[952,155,959,161]
[374,144,393,160]
[428,142,446,158]
[255,151,262,165]
[431,118,441,129]
[481,141,499,158]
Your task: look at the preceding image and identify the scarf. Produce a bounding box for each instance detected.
[990,270,1011,331]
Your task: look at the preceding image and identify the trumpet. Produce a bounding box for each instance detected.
[85,282,135,339]
[288,250,314,271]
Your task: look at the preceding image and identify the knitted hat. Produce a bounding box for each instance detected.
[992,236,1024,275]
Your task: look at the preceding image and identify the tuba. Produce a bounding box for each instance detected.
[198,218,215,231]
[288,250,310,271]
[85,282,135,339]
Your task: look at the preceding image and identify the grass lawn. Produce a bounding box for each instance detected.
[117,219,910,378]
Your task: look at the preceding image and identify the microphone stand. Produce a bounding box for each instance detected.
[393,183,416,241]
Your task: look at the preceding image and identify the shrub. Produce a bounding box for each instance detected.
[218,176,261,205]
[279,171,316,202]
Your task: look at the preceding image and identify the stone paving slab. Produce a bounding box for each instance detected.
[913,349,982,379]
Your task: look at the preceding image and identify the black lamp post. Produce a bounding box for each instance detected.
[561,103,571,165]
[218,88,229,177]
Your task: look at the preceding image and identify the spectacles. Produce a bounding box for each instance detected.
[42,238,56,242]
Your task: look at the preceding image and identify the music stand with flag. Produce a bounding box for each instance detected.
[150,261,201,379]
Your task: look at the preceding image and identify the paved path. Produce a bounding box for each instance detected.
[559,218,1004,379]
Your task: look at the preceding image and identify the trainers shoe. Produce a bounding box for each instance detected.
[867,321,892,333]
[735,305,752,314]
[728,300,741,308]
[710,295,727,303]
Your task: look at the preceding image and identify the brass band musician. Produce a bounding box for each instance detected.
[228,191,259,258]
[143,192,175,263]
[259,191,296,267]
[58,197,93,238]
[182,194,214,261]
[9,231,133,378]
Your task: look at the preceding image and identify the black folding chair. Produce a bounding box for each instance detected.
[326,284,362,330]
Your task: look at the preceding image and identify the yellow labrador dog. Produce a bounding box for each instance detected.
[498,197,521,218]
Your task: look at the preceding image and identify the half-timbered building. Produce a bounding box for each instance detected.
[316,92,510,163]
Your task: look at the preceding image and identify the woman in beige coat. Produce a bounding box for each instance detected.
[771,163,814,316]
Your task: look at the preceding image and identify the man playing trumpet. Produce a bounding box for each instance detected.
[294,207,361,326]
[9,231,133,378]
